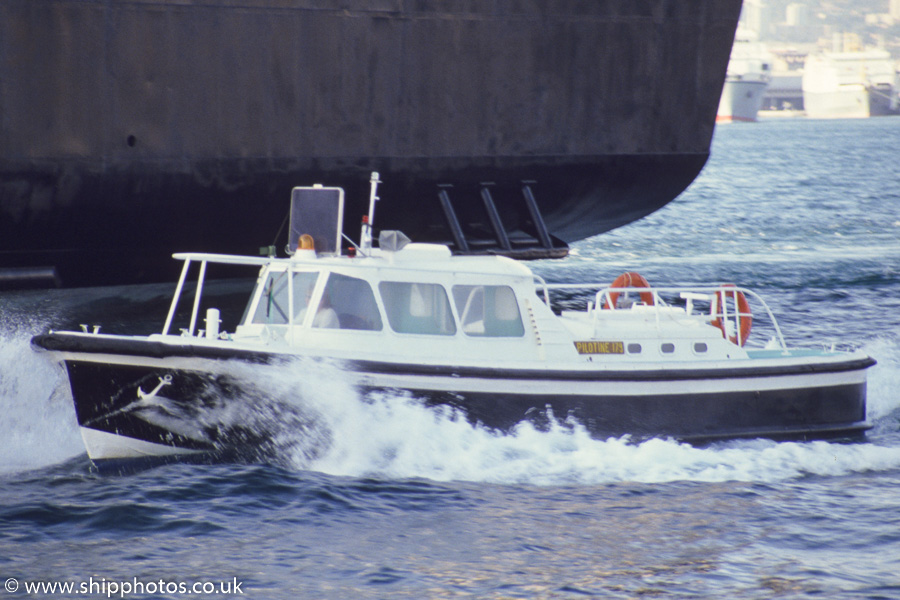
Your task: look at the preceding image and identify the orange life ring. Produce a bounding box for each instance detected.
[710,284,752,346]
[603,272,655,309]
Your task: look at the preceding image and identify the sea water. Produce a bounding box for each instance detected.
[1,117,899,599]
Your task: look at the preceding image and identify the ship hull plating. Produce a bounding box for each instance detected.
[1,1,741,286]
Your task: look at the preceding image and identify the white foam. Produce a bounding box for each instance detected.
[241,355,900,486]
[864,336,900,420]
[306,405,900,485]
[0,329,84,474]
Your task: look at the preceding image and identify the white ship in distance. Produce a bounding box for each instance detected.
[803,34,900,119]
[718,30,772,123]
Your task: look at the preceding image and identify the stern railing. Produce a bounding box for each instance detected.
[536,281,788,351]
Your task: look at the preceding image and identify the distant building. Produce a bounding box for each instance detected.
[891,0,900,21]
[786,3,809,27]
[763,0,822,43]
[742,0,772,38]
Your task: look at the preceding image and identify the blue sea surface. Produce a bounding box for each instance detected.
[2,117,900,599]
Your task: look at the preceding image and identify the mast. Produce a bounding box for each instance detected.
[360,172,381,252]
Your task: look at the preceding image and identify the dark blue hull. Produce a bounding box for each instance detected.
[33,328,872,469]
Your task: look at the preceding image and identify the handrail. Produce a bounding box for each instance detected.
[187,260,208,337]
[162,259,192,335]
[602,285,786,350]
[172,252,275,266]
[543,283,788,350]
[532,275,550,305]
[162,254,271,338]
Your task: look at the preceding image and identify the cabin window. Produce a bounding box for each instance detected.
[452,285,525,337]
[661,343,676,354]
[379,282,456,335]
[694,342,708,354]
[312,273,382,331]
[251,270,319,325]
[627,343,642,354]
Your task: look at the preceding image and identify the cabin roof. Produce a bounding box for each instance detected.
[173,243,535,281]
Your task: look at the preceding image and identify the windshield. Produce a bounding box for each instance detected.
[249,270,319,325]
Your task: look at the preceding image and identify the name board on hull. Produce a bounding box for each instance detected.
[574,341,625,355]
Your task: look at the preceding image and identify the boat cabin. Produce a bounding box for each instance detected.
[159,240,771,371]
[156,180,772,368]
[229,244,544,364]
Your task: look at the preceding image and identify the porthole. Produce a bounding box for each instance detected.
[627,343,642,354]
[694,342,708,354]
[661,343,675,354]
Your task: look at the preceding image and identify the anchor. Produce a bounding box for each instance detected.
[137,374,173,400]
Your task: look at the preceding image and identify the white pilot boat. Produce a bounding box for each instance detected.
[32,175,875,469]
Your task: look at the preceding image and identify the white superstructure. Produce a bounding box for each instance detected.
[803,47,900,119]
[717,35,772,123]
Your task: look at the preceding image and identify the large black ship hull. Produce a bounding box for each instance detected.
[1,1,741,287]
